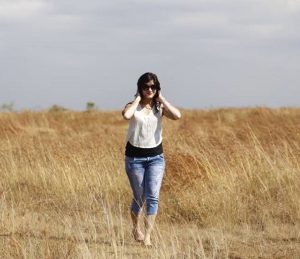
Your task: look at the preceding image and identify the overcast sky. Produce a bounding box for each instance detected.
[1,0,299,110]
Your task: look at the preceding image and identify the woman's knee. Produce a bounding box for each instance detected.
[146,196,159,214]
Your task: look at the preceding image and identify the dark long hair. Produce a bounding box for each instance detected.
[137,72,161,113]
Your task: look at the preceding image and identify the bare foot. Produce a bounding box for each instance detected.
[143,235,152,246]
[132,229,144,242]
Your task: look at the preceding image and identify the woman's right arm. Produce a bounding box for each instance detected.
[122,95,141,120]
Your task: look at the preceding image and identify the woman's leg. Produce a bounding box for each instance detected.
[144,154,165,246]
[130,211,144,241]
[125,156,146,241]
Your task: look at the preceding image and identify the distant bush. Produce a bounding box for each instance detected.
[0,102,14,112]
[86,102,96,111]
[48,104,68,112]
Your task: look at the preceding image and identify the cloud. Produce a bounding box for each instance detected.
[0,0,300,109]
[287,0,300,11]
[0,0,49,19]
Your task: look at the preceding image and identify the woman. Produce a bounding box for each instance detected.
[122,72,181,246]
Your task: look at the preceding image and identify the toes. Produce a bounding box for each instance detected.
[132,230,144,242]
[143,240,152,247]
[143,237,152,247]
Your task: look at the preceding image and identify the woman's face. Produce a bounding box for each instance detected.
[141,80,157,99]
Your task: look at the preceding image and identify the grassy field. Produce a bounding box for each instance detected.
[0,108,300,258]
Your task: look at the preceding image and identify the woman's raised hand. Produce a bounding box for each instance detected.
[156,91,165,103]
[134,89,141,100]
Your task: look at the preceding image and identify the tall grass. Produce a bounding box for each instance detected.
[0,108,299,258]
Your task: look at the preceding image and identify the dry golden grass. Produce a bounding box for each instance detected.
[0,107,300,258]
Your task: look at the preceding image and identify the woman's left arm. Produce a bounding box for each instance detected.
[157,92,181,120]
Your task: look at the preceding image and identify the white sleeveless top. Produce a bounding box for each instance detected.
[126,104,163,148]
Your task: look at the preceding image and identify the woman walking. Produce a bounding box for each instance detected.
[122,72,181,246]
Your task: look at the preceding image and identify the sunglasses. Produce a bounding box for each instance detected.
[142,84,157,91]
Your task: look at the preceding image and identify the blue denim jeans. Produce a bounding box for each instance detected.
[125,154,165,215]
